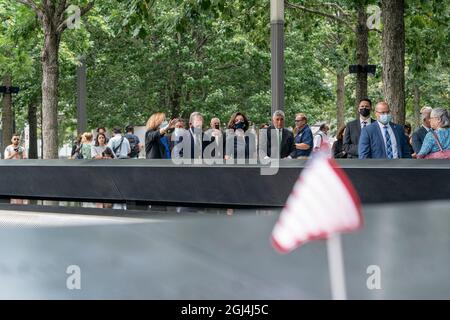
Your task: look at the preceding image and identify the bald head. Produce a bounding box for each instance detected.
[374,101,392,124]
[375,101,390,113]
[210,117,220,129]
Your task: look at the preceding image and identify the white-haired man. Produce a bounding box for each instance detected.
[411,106,432,155]
[259,110,295,159]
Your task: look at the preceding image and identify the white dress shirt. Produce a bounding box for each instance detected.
[360,117,372,128]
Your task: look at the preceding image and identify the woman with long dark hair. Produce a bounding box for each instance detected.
[91,133,108,159]
[224,112,256,162]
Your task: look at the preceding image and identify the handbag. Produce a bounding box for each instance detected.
[423,131,450,159]
[74,144,84,159]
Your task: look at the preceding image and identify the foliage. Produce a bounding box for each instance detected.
[0,0,448,149]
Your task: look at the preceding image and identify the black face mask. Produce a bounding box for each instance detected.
[359,108,370,117]
[234,121,245,130]
[214,124,220,130]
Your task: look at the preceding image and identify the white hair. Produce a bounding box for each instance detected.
[431,108,449,128]
[189,111,203,124]
[420,106,432,122]
[272,110,285,119]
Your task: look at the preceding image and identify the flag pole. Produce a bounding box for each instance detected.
[326,234,347,300]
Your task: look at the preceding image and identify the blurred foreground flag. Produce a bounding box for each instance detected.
[271,152,363,253]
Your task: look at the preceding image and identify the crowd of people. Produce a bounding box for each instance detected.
[333,99,450,159]
[4,99,449,161]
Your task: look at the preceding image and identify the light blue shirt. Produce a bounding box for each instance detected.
[377,121,398,159]
[418,128,450,156]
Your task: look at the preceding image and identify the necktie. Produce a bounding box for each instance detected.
[192,130,201,159]
[197,133,202,158]
[384,125,393,159]
[362,121,367,128]
[278,129,282,147]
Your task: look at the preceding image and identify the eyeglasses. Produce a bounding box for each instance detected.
[295,119,305,122]
[13,138,19,141]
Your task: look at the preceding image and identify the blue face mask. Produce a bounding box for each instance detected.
[379,114,392,125]
[234,121,245,130]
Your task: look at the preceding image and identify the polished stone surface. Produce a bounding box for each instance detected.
[2,160,450,206]
[0,200,449,299]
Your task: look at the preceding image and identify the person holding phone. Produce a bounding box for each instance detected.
[145,112,177,159]
[4,133,27,159]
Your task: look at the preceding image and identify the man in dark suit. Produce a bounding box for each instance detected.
[343,98,376,158]
[359,101,412,159]
[259,110,295,159]
[411,106,432,155]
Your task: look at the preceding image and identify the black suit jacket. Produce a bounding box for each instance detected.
[343,118,376,158]
[259,126,295,159]
[145,130,166,159]
[188,128,210,159]
[411,126,428,154]
[223,130,257,160]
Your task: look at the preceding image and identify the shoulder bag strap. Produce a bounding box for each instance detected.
[431,131,444,152]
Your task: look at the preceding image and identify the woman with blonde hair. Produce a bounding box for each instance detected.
[145,112,177,159]
[80,132,93,159]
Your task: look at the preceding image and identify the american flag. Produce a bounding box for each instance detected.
[271,151,363,253]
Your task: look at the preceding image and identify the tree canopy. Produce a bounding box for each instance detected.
[0,0,448,156]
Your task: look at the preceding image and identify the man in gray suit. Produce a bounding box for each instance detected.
[411,106,432,155]
[343,98,376,158]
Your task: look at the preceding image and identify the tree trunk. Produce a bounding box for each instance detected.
[382,0,406,124]
[40,103,44,159]
[336,72,346,129]
[170,89,181,117]
[41,22,60,159]
[355,5,369,111]
[1,74,13,157]
[413,83,421,129]
[28,102,38,159]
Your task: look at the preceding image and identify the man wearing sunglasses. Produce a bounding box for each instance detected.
[4,134,27,160]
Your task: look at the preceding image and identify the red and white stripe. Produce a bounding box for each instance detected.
[271,151,363,253]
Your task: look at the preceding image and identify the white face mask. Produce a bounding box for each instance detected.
[159,120,169,129]
[174,128,185,137]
